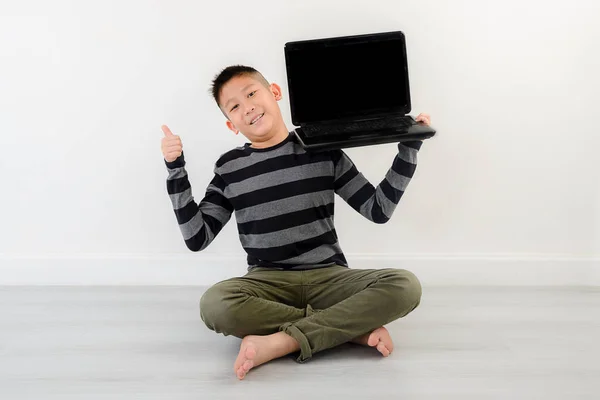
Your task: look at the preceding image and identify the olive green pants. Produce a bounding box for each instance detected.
[199,265,422,363]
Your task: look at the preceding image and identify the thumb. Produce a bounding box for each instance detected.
[161,125,174,137]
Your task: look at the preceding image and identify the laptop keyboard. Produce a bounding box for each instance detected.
[303,115,415,136]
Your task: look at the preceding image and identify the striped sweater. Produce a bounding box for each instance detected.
[165,132,422,270]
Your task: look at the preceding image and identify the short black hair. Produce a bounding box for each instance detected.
[210,65,270,109]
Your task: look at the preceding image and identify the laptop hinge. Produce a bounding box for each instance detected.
[303,112,406,127]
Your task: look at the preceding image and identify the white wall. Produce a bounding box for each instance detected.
[1,0,599,285]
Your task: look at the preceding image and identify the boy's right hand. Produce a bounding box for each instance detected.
[161,125,183,162]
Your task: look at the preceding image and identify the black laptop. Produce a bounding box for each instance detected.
[284,31,436,151]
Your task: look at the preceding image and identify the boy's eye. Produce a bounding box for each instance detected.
[230,91,257,111]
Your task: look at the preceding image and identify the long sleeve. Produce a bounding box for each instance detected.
[332,141,422,224]
[165,152,234,251]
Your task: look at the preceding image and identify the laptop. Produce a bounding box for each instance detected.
[284,31,436,151]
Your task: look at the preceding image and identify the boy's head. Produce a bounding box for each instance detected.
[210,65,287,144]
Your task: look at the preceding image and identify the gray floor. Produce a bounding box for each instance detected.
[1,286,599,399]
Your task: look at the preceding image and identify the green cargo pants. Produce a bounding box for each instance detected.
[199,265,422,363]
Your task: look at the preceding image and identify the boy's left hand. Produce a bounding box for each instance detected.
[415,113,431,126]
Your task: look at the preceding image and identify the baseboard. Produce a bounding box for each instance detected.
[1,254,598,286]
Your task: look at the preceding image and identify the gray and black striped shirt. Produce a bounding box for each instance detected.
[165,132,422,270]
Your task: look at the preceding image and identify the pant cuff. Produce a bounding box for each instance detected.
[279,322,312,363]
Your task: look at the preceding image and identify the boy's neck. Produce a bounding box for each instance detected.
[250,127,289,149]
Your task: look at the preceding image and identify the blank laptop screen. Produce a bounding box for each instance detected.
[285,35,410,125]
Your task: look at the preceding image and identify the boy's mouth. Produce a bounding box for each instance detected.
[249,113,264,125]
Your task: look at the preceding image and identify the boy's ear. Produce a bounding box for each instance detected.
[226,120,239,135]
[270,83,283,100]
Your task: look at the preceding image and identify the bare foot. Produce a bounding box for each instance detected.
[233,332,300,380]
[352,326,394,357]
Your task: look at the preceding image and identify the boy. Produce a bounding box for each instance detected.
[161,65,432,380]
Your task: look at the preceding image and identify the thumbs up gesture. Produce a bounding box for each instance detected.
[161,125,183,162]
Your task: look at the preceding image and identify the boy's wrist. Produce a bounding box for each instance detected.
[165,152,185,168]
[398,140,423,151]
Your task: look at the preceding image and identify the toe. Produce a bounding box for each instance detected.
[243,360,253,372]
[245,346,257,359]
[237,368,245,380]
[367,333,380,347]
[377,342,390,357]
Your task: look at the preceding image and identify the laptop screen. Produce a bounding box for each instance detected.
[285,32,410,125]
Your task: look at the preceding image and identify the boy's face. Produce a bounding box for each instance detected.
[219,75,285,141]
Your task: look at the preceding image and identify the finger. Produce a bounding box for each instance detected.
[162,137,181,146]
[162,140,181,148]
[162,139,181,149]
[162,147,183,153]
[164,146,182,154]
[161,125,174,137]
[416,114,430,124]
